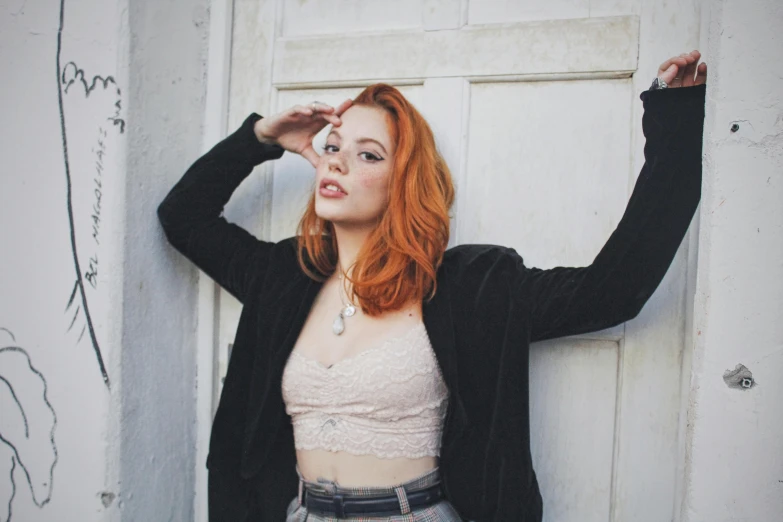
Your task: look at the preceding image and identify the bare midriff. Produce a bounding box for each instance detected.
[296,449,438,487]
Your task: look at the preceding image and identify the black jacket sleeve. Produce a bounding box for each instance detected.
[517,84,707,342]
[157,113,285,304]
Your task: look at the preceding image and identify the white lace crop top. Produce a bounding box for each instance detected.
[281,322,449,459]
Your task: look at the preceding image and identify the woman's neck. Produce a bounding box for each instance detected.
[332,224,372,276]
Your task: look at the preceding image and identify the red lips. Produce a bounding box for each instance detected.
[319,177,348,195]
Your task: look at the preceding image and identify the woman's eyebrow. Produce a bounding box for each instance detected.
[356,138,388,155]
[327,129,388,155]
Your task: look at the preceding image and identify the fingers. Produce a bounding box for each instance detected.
[658,55,689,77]
[334,98,354,118]
[293,104,314,117]
[694,62,708,85]
[292,103,332,116]
[671,52,692,87]
[658,50,707,88]
[319,111,342,126]
[291,104,341,126]
[681,50,700,87]
[306,100,351,125]
[311,102,335,113]
[660,63,678,84]
[300,145,320,168]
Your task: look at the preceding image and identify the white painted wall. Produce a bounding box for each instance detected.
[3,0,780,521]
[0,0,209,521]
[683,0,783,520]
[0,1,123,520]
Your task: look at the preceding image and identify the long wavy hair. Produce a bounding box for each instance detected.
[296,83,455,316]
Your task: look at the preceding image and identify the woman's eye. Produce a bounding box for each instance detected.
[323,144,338,153]
[360,152,382,162]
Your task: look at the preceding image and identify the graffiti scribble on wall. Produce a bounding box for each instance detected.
[0,329,59,522]
[56,0,126,389]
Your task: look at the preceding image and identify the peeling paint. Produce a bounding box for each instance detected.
[722,363,756,390]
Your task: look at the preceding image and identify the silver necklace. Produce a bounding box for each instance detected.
[332,269,357,336]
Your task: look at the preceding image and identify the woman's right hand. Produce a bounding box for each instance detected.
[254,98,353,167]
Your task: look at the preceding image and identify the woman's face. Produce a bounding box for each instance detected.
[314,105,395,230]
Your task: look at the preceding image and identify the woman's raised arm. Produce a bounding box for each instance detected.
[519,52,708,342]
[157,99,350,303]
[157,113,285,303]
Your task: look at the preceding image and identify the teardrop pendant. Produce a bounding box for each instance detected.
[332,312,345,336]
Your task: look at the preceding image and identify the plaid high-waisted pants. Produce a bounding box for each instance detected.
[285,465,464,521]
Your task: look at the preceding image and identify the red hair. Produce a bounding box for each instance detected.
[296,83,455,316]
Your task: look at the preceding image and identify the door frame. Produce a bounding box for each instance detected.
[195,1,234,521]
[196,2,706,520]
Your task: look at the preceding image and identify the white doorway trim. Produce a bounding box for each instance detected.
[196,1,234,521]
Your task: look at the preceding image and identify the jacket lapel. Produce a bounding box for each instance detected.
[423,266,467,434]
[240,273,323,479]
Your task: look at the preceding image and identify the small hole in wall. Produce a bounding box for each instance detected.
[723,363,756,390]
[100,492,116,508]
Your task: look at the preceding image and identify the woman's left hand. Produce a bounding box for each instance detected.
[657,49,708,88]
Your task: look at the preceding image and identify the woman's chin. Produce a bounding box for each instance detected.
[314,206,339,222]
[315,202,380,230]
[314,212,375,232]
[314,212,348,228]
[316,200,349,223]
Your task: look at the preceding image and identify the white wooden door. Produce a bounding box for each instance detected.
[218,1,703,520]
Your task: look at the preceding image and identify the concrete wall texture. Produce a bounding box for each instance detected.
[683,0,783,520]
[0,0,208,521]
[0,0,779,521]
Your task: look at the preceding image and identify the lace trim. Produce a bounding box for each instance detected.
[282,322,449,459]
[291,411,447,459]
[290,322,428,371]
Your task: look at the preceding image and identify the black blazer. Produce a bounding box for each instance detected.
[157,84,706,521]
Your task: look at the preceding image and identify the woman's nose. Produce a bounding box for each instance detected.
[327,154,346,174]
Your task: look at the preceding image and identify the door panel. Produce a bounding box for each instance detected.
[468,0,640,23]
[461,79,632,268]
[530,339,620,521]
[273,16,637,85]
[281,0,424,37]
[220,1,700,520]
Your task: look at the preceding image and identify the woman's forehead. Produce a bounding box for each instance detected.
[336,105,393,147]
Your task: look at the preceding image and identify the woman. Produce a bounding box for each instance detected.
[157,51,708,521]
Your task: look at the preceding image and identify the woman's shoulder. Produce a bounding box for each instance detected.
[441,242,524,277]
[261,235,300,273]
[443,242,521,261]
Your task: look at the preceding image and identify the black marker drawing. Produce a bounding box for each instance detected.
[0,329,58,522]
[56,0,126,389]
[4,457,16,522]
